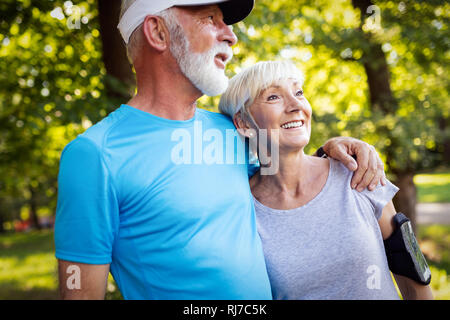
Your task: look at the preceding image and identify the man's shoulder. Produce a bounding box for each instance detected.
[197,108,235,128]
[60,106,129,161]
[81,106,130,145]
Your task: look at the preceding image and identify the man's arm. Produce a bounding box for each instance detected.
[378,202,434,300]
[58,260,110,300]
[321,137,386,192]
[55,137,119,299]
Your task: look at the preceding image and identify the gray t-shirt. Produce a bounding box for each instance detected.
[254,158,401,300]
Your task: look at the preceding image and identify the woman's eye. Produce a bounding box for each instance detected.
[267,95,278,101]
[296,90,304,96]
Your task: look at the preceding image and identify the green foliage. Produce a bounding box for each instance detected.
[0,230,57,299]
[429,266,450,300]
[415,170,450,203]
[417,224,450,299]
[0,0,448,230]
[0,0,126,225]
[0,230,123,299]
[418,224,450,271]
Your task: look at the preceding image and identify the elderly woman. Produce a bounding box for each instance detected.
[219,61,433,300]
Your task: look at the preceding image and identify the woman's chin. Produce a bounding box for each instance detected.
[279,137,310,152]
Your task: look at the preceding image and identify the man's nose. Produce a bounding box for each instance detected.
[218,23,238,46]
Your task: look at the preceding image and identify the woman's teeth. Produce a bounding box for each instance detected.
[281,121,304,129]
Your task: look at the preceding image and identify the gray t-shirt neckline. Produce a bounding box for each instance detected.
[253,158,333,215]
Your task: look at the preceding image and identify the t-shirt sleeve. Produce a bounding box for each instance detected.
[54,136,119,265]
[357,179,399,220]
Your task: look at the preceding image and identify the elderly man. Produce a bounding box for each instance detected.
[55,0,386,300]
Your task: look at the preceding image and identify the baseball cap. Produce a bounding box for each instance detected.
[118,0,254,44]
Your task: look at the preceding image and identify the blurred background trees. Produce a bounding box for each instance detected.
[0,0,130,231]
[0,0,448,231]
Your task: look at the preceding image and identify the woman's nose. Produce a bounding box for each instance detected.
[285,95,303,113]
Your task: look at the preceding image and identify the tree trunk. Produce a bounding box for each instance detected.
[0,212,4,233]
[352,0,416,227]
[29,186,41,230]
[392,172,417,232]
[0,196,4,233]
[439,116,450,164]
[97,0,135,98]
[362,45,396,115]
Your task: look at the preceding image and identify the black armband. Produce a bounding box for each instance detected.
[383,213,431,285]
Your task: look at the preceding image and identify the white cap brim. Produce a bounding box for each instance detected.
[118,0,254,44]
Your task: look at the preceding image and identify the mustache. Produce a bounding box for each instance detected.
[209,43,234,64]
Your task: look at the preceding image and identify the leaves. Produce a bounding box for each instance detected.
[0,0,448,226]
[0,0,123,224]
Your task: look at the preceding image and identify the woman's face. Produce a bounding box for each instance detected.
[248,78,312,152]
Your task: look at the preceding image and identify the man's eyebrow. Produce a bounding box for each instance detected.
[191,5,221,14]
[206,7,224,19]
[181,5,221,16]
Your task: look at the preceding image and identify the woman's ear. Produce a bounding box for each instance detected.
[233,111,255,138]
[142,15,170,52]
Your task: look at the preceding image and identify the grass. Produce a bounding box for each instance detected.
[414,169,450,203]
[0,230,122,300]
[417,224,450,299]
[0,227,449,300]
[0,231,57,299]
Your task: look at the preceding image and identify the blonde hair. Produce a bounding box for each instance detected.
[219,60,305,119]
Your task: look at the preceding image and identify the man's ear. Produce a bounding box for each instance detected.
[142,15,170,52]
[233,111,254,138]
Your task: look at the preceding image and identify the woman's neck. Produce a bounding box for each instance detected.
[251,149,329,207]
[259,150,310,193]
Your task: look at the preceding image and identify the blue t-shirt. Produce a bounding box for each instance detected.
[54,104,272,300]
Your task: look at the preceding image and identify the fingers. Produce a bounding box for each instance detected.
[350,144,370,190]
[325,137,387,191]
[328,143,358,171]
[355,152,376,192]
[358,146,378,191]
[366,147,387,190]
[342,154,358,172]
[354,145,384,192]
[367,168,383,191]
[368,155,387,190]
[380,158,387,186]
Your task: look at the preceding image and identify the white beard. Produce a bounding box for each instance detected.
[169,25,233,97]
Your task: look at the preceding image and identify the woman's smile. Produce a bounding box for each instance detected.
[280,120,305,129]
